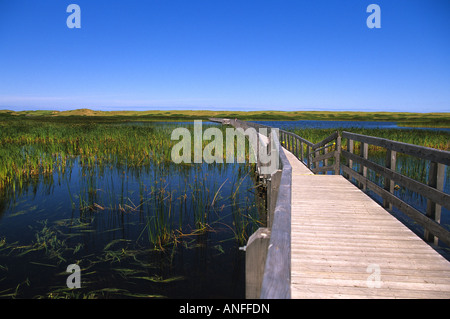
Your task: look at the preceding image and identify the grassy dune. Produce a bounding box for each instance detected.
[1,109,449,127]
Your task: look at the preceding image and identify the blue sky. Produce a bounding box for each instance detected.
[0,0,449,112]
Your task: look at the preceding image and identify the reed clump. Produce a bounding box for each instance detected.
[0,117,263,248]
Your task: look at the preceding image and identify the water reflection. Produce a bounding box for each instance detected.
[0,155,264,298]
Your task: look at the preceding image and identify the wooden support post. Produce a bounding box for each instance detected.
[294,137,298,159]
[285,133,288,150]
[267,170,282,229]
[246,227,271,299]
[334,135,341,175]
[306,146,311,170]
[300,141,304,163]
[424,162,445,245]
[323,146,328,169]
[344,139,354,180]
[383,149,397,210]
[314,148,320,173]
[359,142,368,190]
[348,139,354,168]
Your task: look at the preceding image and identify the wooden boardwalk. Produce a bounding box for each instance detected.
[284,148,450,299]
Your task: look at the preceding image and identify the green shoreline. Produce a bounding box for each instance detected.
[1,109,449,128]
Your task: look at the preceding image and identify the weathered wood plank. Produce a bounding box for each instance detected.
[289,161,450,299]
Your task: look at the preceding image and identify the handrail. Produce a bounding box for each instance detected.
[342,131,450,165]
[231,119,291,299]
[260,128,292,299]
[341,131,450,246]
[312,131,339,149]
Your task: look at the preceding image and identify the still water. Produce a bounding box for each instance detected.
[0,157,264,298]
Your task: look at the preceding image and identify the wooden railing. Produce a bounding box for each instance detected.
[278,130,341,175]
[274,126,450,248]
[223,119,292,299]
[340,131,450,247]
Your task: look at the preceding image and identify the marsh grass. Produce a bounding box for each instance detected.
[0,117,264,298]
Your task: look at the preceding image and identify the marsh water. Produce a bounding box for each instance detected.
[251,120,450,132]
[0,120,265,298]
[0,160,264,299]
[0,120,449,298]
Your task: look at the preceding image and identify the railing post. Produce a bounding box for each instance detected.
[314,147,319,172]
[300,141,304,163]
[294,137,298,159]
[246,227,271,299]
[285,133,287,149]
[289,135,293,153]
[424,162,445,245]
[359,142,368,190]
[383,149,397,211]
[348,139,354,167]
[306,145,311,170]
[268,170,282,228]
[344,138,354,180]
[334,134,341,175]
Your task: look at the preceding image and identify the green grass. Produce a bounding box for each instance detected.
[0,115,261,247]
[1,109,449,127]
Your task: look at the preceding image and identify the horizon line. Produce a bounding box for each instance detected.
[0,107,449,114]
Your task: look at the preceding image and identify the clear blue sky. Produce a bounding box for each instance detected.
[0,0,449,112]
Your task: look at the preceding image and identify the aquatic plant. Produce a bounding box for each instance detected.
[0,117,264,298]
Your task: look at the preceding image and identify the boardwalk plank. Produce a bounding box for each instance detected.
[283,147,450,299]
